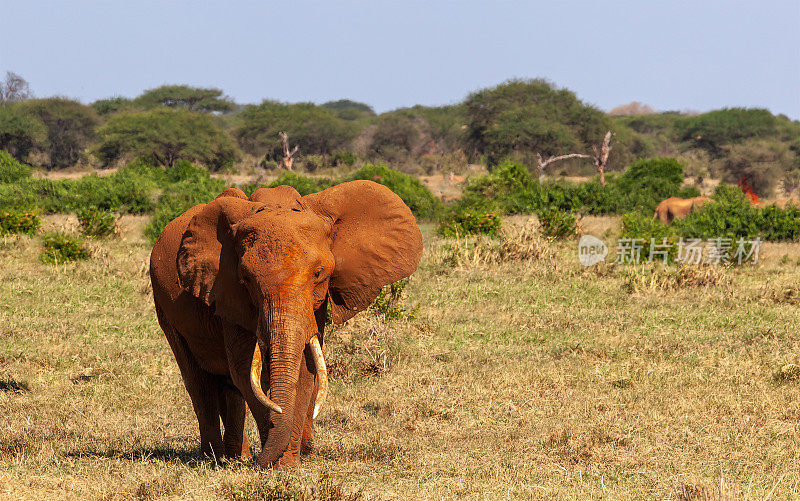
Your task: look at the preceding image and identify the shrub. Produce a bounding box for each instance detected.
[76,207,117,237]
[0,210,40,235]
[302,154,325,172]
[675,184,800,241]
[537,207,579,239]
[342,164,443,220]
[332,150,357,167]
[40,233,90,264]
[0,182,38,211]
[144,164,226,243]
[610,157,696,212]
[370,279,415,320]
[245,172,335,196]
[0,150,32,183]
[438,211,501,238]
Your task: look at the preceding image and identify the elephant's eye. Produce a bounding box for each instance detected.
[314,267,325,280]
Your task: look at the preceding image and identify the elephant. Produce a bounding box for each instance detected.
[149,180,423,468]
[653,196,711,224]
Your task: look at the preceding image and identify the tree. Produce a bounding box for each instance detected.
[677,108,778,153]
[134,85,235,113]
[235,101,356,158]
[321,99,375,121]
[92,96,135,115]
[94,108,239,169]
[15,98,98,169]
[0,105,47,160]
[369,113,420,162]
[464,79,612,167]
[0,72,32,105]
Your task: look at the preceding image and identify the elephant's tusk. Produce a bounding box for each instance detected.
[250,344,283,414]
[309,335,328,419]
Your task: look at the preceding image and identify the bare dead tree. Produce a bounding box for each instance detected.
[0,71,32,105]
[592,131,614,187]
[278,131,299,171]
[534,131,615,186]
[535,152,593,182]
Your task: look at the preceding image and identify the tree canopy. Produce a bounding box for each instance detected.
[234,101,356,157]
[15,98,98,169]
[94,108,238,169]
[464,79,611,166]
[134,85,235,113]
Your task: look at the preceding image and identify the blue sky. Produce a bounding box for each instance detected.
[1,1,798,118]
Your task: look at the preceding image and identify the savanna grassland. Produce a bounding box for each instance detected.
[1,214,799,500]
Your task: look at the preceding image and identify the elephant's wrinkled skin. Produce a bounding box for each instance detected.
[653,196,711,224]
[149,181,422,468]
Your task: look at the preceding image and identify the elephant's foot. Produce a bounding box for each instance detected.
[200,437,225,461]
[274,449,300,469]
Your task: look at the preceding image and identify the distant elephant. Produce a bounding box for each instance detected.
[149,181,422,468]
[653,196,711,224]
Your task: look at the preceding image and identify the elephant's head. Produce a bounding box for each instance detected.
[175,181,423,466]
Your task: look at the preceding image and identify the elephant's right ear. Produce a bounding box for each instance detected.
[177,195,263,307]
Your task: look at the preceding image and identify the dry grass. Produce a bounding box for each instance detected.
[1,215,799,499]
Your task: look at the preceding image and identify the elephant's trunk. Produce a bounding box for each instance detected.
[253,301,307,468]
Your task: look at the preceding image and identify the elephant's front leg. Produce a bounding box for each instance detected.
[218,383,251,459]
[222,324,274,449]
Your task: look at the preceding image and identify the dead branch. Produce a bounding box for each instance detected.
[591,131,614,186]
[535,152,593,181]
[278,131,299,171]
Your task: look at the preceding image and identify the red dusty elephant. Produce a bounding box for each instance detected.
[653,196,711,224]
[149,181,423,468]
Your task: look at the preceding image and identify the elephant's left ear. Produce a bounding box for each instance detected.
[303,180,423,324]
[177,195,262,312]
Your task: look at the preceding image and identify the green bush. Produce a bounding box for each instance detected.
[40,233,90,264]
[243,172,335,196]
[342,164,443,220]
[0,210,41,235]
[332,150,357,167]
[370,279,415,320]
[76,207,117,237]
[302,154,325,172]
[537,207,579,239]
[0,182,38,211]
[0,150,32,183]
[618,212,679,262]
[438,211,502,238]
[610,157,698,213]
[675,184,800,241]
[144,166,227,243]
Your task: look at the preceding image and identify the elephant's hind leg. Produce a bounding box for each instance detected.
[160,318,224,459]
[218,383,251,459]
